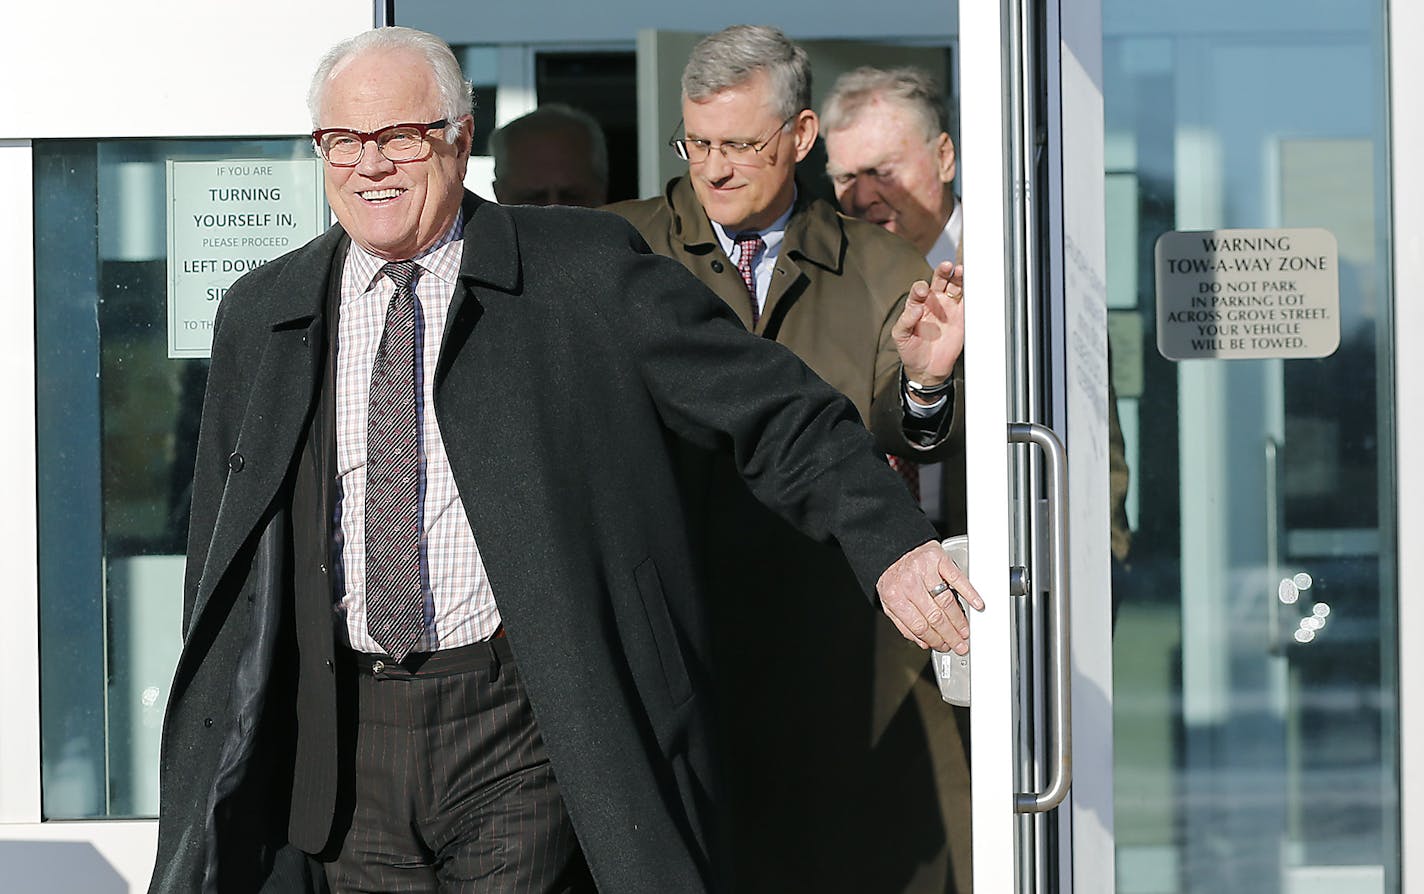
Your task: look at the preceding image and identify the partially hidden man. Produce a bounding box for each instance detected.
[822,63,1132,600]
[150,25,980,894]
[608,25,972,894]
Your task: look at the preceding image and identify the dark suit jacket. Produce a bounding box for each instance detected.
[149,192,937,894]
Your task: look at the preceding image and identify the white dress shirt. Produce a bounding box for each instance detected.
[926,199,964,269]
[710,200,795,315]
[333,214,501,653]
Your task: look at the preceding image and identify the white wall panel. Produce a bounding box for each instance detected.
[5,1,372,138]
[0,141,39,826]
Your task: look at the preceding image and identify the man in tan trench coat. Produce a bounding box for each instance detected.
[608,24,973,894]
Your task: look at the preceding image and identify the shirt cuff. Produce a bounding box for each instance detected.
[904,389,948,418]
[900,378,953,449]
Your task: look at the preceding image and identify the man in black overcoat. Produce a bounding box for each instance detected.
[149,25,978,894]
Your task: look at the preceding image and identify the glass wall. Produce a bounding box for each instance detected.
[1103,2,1398,891]
[35,138,321,819]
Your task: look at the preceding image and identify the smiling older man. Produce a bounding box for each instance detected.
[150,25,979,894]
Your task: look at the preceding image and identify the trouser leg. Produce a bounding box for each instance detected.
[322,638,593,894]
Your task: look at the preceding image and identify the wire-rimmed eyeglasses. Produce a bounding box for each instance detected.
[312,119,449,167]
[667,114,798,165]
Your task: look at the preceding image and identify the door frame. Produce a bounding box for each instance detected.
[964,1,1421,892]
[959,1,1027,891]
[1390,1,1424,888]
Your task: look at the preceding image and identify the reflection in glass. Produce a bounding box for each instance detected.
[35,137,321,819]
[1104,0,1397,891]
[453,45,500,156]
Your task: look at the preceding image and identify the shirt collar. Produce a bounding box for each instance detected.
[926,198,963,268]
[345,212,465,298]
[710,187,798,258]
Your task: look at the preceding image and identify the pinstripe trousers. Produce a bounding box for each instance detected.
[322,637,595,893]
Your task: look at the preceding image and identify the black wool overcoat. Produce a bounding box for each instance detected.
[148,192,936,893]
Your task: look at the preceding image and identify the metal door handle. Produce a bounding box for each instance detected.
[1266,437,1284,654]
[1008,423,1073,813]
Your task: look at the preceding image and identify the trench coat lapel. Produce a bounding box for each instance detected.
[188,228,340,631]
[760,193,845,331]
[666,178,759,332]
[428,193,590,626]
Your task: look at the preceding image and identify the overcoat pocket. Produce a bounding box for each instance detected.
[633,557,693,706]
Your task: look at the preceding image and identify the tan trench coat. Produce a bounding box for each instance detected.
[608,178,974,894]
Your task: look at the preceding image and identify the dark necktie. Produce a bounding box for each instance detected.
[365,261,424,661]
[734,233,765,327]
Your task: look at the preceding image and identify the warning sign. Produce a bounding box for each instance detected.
[1154,228,1339,361]
[167,159,328,358]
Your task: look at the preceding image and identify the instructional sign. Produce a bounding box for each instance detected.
[1154,227,1339,361]
[166,159,328,358]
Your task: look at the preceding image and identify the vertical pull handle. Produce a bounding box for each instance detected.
[1008,423,1073,813]
[1266,437,1284,654]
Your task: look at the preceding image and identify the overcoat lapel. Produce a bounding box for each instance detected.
[433,193,519,389]
[188,228,342,632]
[431,194,536,599]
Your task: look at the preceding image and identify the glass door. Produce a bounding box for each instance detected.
[1103,2,1398,892]
[963,1,1407,892]
[961,0,1117,890]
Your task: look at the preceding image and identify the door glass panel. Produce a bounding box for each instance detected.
[1102,2,1397,892]
[34,137,318,819]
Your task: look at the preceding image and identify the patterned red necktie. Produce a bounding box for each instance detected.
[888,454,921,502]
[734,233,765,327]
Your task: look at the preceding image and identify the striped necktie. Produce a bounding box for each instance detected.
[364,261,424,661]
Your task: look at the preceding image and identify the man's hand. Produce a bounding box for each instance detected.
[894,261,965,392]
[877,540,984,653]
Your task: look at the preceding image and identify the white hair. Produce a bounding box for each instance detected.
[821,65,953,144]
[307,26,473,139]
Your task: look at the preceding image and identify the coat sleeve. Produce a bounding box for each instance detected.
[608,227,938,598]
[866,287,965,464]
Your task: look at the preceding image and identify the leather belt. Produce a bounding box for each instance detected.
[346,626,507,678]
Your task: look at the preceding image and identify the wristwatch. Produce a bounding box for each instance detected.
[903,369,952,402]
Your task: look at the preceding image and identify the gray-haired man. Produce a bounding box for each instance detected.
[824,64,1132,581]
[823,66,962,266]
[609,26,972,894]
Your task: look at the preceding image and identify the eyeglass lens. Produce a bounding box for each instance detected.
[320,126,430,165]
[671,114,794,164]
